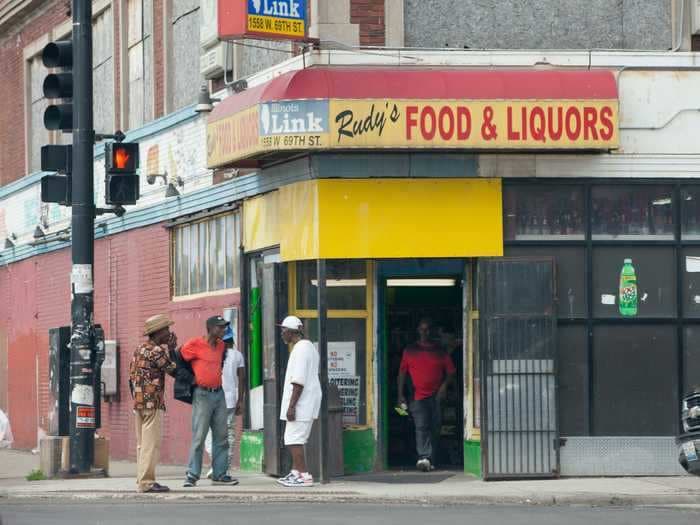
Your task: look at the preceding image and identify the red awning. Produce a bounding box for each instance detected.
[209,67,618,124]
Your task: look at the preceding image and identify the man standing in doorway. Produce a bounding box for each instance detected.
[204,325,245,478]
[182,316,239,487]
[129,314,178,493]
[277,316,322,487]
[398,318,456,472]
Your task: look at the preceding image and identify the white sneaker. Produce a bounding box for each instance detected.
[277,470,299,486]
[282,472,313,487]
[416,458,431,472]
[206,468,213,479]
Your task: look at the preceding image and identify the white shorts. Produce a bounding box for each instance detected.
[284,420,314,446]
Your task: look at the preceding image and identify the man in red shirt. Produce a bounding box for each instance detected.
[398,318,456,472]
[181,315,238,487]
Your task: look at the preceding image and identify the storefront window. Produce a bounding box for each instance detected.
[503,185,585,240]
[557,325,588,436]
[505,247,587,319]
[297,260,367,310]
[593,325,677,436]
[592,185,674,240]
[683,326,700,395]
[682,186,700,240]
[300,317,367,425]
[592,247,676,318]
[682,247,700,318]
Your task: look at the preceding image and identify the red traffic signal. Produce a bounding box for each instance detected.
[105,142,139,174]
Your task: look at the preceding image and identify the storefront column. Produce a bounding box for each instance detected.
[317,259,330,483]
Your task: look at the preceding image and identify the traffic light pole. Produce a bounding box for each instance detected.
[69,0,96,473]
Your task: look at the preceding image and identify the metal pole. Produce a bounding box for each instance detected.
[69,0,96,473]
[317,259,329,483]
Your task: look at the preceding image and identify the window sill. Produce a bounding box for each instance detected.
[171,287,241,302]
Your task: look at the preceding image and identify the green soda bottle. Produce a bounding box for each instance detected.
[619,258,638,317]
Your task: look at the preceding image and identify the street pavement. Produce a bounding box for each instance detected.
[2,448,700,507]
[1,502,700,525]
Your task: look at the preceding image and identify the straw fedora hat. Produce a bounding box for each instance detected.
[143,314,174,336]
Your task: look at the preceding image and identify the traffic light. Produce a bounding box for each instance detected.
[105,142,140,205]
[40,39,73,205]
[40,143,72,205]
[42,40,73,131]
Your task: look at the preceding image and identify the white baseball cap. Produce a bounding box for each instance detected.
[278,315,303,331]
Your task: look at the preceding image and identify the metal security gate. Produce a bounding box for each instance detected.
[262,260,289,477]
[479,257,558,479]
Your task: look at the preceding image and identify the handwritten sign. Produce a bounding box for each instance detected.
[330,376,361,425]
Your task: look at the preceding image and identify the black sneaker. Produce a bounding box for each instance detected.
[212,475,239,485]
[183,476,197,487]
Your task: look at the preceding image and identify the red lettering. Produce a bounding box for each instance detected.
[406,106,418,140]
[521,107,528,140]
[547,107,563,141]
[565,107,581,140]
[529,106,546,143]
[438,106,455,141]
[457,107,471,140]
[507,107,520,140]
[421,106,436,140]
[583,107,599,140]
[599,106,614,141]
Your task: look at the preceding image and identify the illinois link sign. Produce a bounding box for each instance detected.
[207,97,618,168]
[218,0,307,40]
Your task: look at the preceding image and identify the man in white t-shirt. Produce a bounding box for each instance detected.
[277,316,321,488]
[205,325,245,478]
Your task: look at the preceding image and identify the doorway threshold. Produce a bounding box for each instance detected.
[338,471,457,484]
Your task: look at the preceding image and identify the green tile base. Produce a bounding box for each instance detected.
[343,427,375,474]
[464,439,481,478]
[240,430,264,472]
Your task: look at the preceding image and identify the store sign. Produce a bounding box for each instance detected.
[218,0,307,41]
[330,376,361,425]
[208,98,619,168]
[208,107,259,167]
[328,342,359,424]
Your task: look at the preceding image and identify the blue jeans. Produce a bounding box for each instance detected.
[410,396,442,462]
[187,387,229,480]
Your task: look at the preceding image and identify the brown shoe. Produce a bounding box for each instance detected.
[142,483,170,493]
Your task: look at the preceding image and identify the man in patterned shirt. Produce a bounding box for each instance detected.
[129,314,178,493]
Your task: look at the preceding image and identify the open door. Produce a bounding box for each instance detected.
[262,259,288,476]
[478,257,558,479]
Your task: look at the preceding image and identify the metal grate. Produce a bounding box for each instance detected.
[479,258,559,479]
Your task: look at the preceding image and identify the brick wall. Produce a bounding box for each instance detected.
[0,223,241,465]
[351,0,385,46]
[0,0,69,187]
[0,0,168,186]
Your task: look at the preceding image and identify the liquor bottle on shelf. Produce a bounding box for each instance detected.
[640,205,650,236]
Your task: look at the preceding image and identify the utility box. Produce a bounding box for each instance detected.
[101,340,118,397]
[48,326,71,436]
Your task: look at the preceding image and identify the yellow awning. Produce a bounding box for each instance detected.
[244,178,503,261]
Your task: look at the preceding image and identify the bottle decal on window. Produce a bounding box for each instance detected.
[619,258,638,317]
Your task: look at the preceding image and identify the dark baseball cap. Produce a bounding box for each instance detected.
[206,315,229,330]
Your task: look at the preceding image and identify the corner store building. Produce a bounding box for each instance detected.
[207,63,694,479]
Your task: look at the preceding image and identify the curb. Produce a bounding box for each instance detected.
[2,490,700,507]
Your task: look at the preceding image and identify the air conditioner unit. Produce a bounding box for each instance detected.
[200,42,231,79]
[692,0,700,35]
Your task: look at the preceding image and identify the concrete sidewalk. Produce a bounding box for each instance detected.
[1,449,700,506]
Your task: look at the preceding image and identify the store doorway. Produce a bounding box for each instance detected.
[383,277,464,470]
